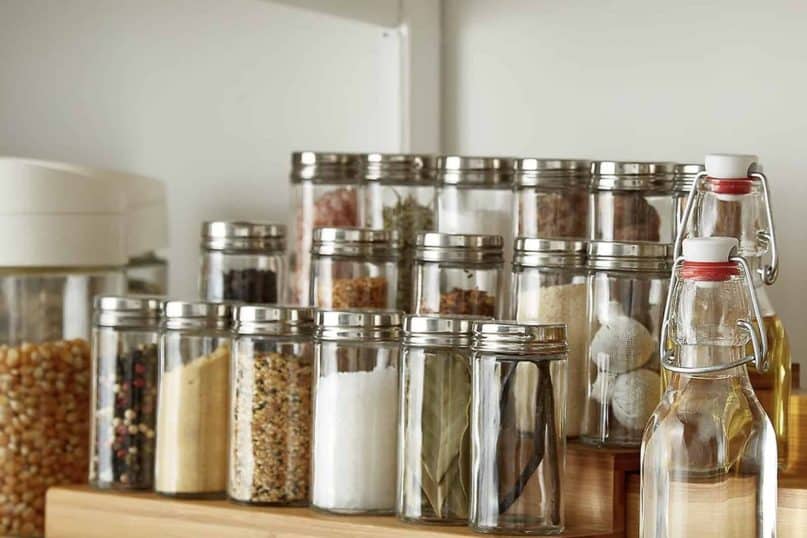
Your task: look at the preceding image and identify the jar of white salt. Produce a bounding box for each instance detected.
[311,308,402,514]
[580,241,672,448]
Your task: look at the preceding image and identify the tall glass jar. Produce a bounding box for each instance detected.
[513,158,590,240]
[470,322,567,535]
[581,241,671,448]
[671,163,704,242]
[199,221,286,303]
[310,227,399,309]
[287,152,362,305]
[590,161,675,243]
[229,305,314,506]
[641,237,776,537]
[90,296,161,491]
[362,153,435,312]
[155,301,232,498]
[412,232,503,317]
[311,309,401,514]
[511,238,587,437]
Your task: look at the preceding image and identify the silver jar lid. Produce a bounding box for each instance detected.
[163,300,234,331]
[234,304,315,336]
[472,321,567,357]
[590,161,675,192]
[312,227,400,258]
[513,158,591,188]
[290,151,359,184]
[201,221,286,252]
[361,153,434,184]
[513,237,587,269]
[94,295,164,329]
[415,232,503,264]
[673,163,705,194]
[403,314,489,347]
[586,241,673,273]
[315,308,402,341]
[435,155,514,188]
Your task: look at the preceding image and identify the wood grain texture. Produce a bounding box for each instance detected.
[783,390,807,476]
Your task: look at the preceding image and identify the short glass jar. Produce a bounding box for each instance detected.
[199,221,286,303]
[581,241,672,448]
[513,158,590,240]
[511,237,587,437]
[90,296,162,491]
[470,322,567,535]
[311,309,401,515]
[671,163,704,242]
[310,227,399,309]
[229,305,314,506]
[589,161,675,243]
[155,301,233,498]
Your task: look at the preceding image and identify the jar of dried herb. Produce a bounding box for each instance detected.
[412,232,503,317]
[470,322,567,535]
[199,221,286,303]
[310,227,399,309]
[229,304,314,506]
[362,153,435,312]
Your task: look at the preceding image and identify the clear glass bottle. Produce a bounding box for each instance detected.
[470,322,567,535]
[581,241,672,448]
[513,158,590,240]
[126,252,168,295]
[310,227,399,309]
[641,237,777,538]
[671,163,704,242]
[362,153,435,312]
[90,296,161,490]
[155,301,233,498]
[311,309,401,514]
[590,161,675,243]
[511,238,587,437]
[199,221,286,303]
[229,305,314,506]
[412,232,504,317]
[287,152,362,305]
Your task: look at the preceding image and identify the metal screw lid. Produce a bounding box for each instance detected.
[586,241,673,273]
[414,232,503,264]
[403,314,490,347]
[360,153,435,184]
[590,161,676,192]
[93,295,164,329]
[201,221,286,253]
[673,163,705,194]
[163,300,235,331]
[234,304,315,336]
[513,237,587,269]
[289,151,360,184]
[513,158,591,187]
[472,321,567,357]
[311,227,400,258]
[315,308,402,341]
[434,155,514,188]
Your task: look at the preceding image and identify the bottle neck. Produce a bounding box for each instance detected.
[743,256,775,317]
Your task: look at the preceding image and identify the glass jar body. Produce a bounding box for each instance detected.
[590,189,673,243]
[126,252,168,295]
[311,338,399,514]
[514,185,588,240]
[155,330,231,498]
[470,352,566,535]
[311,256,398,309]
[413,260,502,317]
[200,249,285,303]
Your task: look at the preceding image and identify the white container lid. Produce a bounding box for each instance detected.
[704,153,759,179]
[682,237,739,263]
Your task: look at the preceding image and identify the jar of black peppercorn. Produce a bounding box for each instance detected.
[199,221,286,303]
[90,295,162,490]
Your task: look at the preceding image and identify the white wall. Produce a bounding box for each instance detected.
[443,0,807,378]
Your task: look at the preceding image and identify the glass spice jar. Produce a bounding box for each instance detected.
[199,221,286,303]
[312,309,402,515]
[513,158,590,240]
[362,153,435,312]
[229,305,314,506]
[511,237,587,437]
[589,161,675,243]
[581,241,672,448]
[287,152,362,305]
[412,232,503,317]
[90,296,161,491]
[155,301,233,498]
[470,322,567,535]
[671,163,704,242]
[310,227,399,309]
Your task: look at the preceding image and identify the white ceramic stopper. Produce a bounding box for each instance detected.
[704,153,758,179]
[682,237,739,263]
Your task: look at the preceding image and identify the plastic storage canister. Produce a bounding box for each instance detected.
[0,158,126,537]
[511,237,587,437]
[155,301,233,498]
[311,309,401,514]
[412,232,504,317]
[589,161,675,243]
[671,163,704,243]
[470,322,567,535]
[229,304,314,506]
[90,296,162,490]
[581,241,672,448]
[362,153,435,312]
[287,152,362,305]
[310,227,399,309]
[199,221,286,303]
[513,158,591,240]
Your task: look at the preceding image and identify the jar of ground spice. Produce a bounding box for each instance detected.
[155,301,233,498]
[412,232,503,317]
[90,295,162,490]
[310,227,399,309]
[199,221,286,303]
[229,304,314,506]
